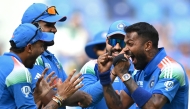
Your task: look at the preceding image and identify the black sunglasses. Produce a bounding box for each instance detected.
[108,38,126,48]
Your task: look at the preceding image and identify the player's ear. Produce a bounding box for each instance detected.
[25,44,33,53]
[144,40,152,51]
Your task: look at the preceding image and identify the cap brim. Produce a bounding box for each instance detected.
[40,32,54,42]
[41,15,67,23]
[107,31,126,37]
[85,41,105,59]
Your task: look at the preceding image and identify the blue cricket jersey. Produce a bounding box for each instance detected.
[0,52,37,109]
[124,48,189,109]
[28,50,68,109]
[79,59,134,109]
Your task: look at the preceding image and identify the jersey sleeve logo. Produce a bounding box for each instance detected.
[21,86,31,97]
[164,81,174,91]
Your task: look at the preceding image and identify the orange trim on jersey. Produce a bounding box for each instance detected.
[158,56,177,70]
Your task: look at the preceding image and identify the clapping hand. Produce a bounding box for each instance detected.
[34,68,57,104]
[56,69,84,102]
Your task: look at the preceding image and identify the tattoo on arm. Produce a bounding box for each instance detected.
[117,62,129,74]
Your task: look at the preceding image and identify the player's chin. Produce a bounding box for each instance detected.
[26,64,34,69]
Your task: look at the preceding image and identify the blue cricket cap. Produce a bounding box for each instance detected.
[107,20,128,37]
[85,31,107,59]
[21,3,67,23]
[10,23,54,48]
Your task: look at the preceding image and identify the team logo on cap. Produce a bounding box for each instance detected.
[117,23,125,30]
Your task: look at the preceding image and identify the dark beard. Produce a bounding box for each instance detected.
[45,40,54,46]
[25,54,39,69]
[44,41,54,50]
[134,52,148,70]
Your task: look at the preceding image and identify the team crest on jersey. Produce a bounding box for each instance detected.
[45,63,51,69]
[21,86,31,97]
[164,81,174,91]
[149,77,155,88]
[149,80,155,88]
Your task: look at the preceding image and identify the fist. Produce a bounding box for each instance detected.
[97,53,113,73]
[113,54,130,77]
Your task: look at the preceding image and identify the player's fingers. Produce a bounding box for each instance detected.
[36,75,44,87]
[49,76,57,86]
[73,77,83,86]
[78,102,84,108]
[42,68,49,76]
[66,69,76,82]
[124,54,130,59]
[75,83,84,90]
[50,84,57,89]
[56,78,62,87]
[46,71,55,81]
[70,73,82,83]
[108,56,113,60]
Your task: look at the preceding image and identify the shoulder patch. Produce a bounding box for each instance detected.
[158,56,186,86]
[6,57,32,87]
[80,60,97,75]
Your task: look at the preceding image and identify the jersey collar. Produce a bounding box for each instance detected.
[42,50,54,57]
[143,47,167,76]
[3,52,22,63]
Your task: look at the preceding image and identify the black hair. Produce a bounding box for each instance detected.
[9,40,25,53]
[124,22,159,48]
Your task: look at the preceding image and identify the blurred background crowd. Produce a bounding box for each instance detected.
[0,0,189,108]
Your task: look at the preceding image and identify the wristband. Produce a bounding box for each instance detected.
[113,54,128,66]
[131,87,152,107]
[52,96,62,106]
[99,70,111,86]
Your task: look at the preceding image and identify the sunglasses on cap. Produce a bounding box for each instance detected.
[108,38,126,48]
[32,6,59,23]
